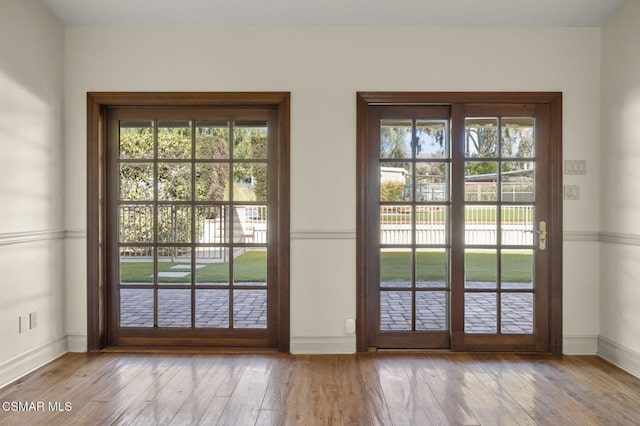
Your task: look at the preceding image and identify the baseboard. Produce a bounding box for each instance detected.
[290,336,356,354]
[598,336,640,379]
[67,334,87,352]
[0,336,68,389]
[563,335,598,355]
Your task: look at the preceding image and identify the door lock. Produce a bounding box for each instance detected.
[536,220,547,250]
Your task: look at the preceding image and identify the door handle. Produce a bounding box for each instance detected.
[536,220,547,251]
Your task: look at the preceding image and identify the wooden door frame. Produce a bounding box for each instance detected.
[87,92,290,352]
[356,92,563,354]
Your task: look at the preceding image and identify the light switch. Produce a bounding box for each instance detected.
[565,160,586,175]
[564,185,580,200]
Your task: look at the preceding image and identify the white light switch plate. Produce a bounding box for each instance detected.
[565,160,587,175]
[564,185,580,200]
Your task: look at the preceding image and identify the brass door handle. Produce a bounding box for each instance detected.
[536,221,547,250]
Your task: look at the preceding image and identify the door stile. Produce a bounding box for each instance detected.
[450,104,466,350]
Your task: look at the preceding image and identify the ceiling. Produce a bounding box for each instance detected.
[42,0,623,28]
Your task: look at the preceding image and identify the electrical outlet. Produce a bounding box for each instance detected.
[29,312,38,329]
[345,318,356,335]
[19,316,29,334]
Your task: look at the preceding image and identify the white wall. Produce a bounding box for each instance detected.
[0,0,66,386]
[600,0,640,376]
[64,26,602,353]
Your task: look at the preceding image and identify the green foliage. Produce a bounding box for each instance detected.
[119,164,154,200]
[119,126,153,159]
[380,125,410,158]
[233,127,268,200]
[465,126,498,158]
[380,121,446,159]
[119,124,230,244]
[253,165,268,201]
[380,181,405,201]
[195,127,230,201]
[465,161,498,176]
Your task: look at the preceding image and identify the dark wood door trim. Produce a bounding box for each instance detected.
[87,92,290,352]
[356,92,563,354]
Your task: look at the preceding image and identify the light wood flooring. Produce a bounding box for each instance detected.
[0,352,639,425]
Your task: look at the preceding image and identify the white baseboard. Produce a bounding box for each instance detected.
[563,335,598,355]
[598,336,640,379]
[290,336,356,354]
[0,336,68,389]
[67,334,87,352]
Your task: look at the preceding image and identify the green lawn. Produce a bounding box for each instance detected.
[121,250,531,284]
[381,251,532,282]
[120,251,266,283]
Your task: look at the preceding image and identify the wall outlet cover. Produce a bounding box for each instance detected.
[345,318,356,335]
[29,311,38,329]
[19,315,29,334]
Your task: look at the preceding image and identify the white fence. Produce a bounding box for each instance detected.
[380,205,533,245]
[200,206,267,246]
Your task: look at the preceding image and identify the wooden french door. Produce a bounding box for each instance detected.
[358,93,562,353]
[103,104,286,348]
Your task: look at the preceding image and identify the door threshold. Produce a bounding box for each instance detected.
[373,348,452,353]
[100,346,279,355]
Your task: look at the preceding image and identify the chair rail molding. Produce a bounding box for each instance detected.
[599,231,640,247]
[0,230,66,246]
[290,230,356,240]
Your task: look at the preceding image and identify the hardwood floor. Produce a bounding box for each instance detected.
[1,352,639,425]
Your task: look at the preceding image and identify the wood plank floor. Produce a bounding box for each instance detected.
[0,352,639,425]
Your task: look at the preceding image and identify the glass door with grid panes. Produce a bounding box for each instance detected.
[106,107,279,347]
[366,103,551,351]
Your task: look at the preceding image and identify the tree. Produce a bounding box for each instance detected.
[380,181,404,201]
[380,124,411,158]
[196,126,230,202]
[119,124,230,248]
[233,126,268,201]
[416,122,446,157]
[502,123,534,171]
[464,123,498,176]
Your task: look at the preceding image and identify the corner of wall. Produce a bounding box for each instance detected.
[563,335,599,355]
[67,334,87,353]
[598,336,640,379]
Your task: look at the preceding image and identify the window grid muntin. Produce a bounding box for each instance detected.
[379,117,451,332]
[117,118,269,330]
[463,116,536,335]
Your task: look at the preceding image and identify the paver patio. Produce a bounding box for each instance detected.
[121,287,267,329]
[121,281,533,334]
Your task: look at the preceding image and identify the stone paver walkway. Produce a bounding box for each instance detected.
[121,287,266,328]
[380,281,533,334]
[120,282,533,334]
